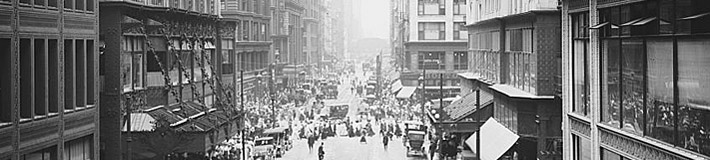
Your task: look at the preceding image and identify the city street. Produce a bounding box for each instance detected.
[280,69,426,160]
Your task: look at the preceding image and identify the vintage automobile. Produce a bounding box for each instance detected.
[262,127,292,157]
[405,130,428,157]
[327,103,349,120]
[253,137,276,160]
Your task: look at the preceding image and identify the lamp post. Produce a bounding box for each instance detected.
[269,63,276,128]
[418,70,426,125]
[475,89,480,160]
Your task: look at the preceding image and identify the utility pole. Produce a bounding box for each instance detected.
[270,63,276,127]
[476,89,480,160]
[419,69,426,124]
[376,53,382,98]
[240,70,246,160]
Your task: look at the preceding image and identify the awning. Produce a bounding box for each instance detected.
[489,84,555,99]
[396,86,417,99]
[465,118,519,160]
[443,91,494,121]
[391,80,403,93]
[122,113,156,132]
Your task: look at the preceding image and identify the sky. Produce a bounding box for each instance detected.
[359,0,390,40]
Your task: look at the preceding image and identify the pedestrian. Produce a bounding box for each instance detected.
[383,133,389,150]
[318,142,325,160]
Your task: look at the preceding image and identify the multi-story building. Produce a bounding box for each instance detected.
[220,0,274,97]
[562,0,710,159]
[457,0,563,159]
[323,0,345,61]
[401,0,470,100]
[271,0,304,87]
[0,0,100,159]
[302,0,323,69]
[99,0,241,159]
[390,0,409,72]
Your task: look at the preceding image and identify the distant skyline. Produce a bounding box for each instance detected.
[358,0,390,40]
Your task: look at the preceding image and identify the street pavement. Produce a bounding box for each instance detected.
[279,70,427,160]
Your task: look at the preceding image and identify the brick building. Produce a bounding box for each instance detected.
[459,0,563,159]
[400,0,470,100]
[0,0,100,159]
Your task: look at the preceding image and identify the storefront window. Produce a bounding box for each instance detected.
[645,39,675,145]
[620,39,644,135]
[677,38,710,155]
[601,39,620,126]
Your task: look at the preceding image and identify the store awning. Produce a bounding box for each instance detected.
[489,84,555,99]
[465,118,519,160]
[391,80,403,93]
[443,91,494,121]
[396,87,417,99]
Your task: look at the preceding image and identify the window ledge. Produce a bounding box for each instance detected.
[0,122,11,128]
[598,124,710,160]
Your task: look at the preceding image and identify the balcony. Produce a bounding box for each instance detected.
[100,0,217,16]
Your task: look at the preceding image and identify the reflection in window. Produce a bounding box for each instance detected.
[645,39,675,145]
[677,38,710,155]
[621,39,644,135]
[601,39,620,126]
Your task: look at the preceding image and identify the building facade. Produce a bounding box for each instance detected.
[402,0,470,100]
[562,0,710,159]
[99,0,241,159]
[0,0,100,159]
[271,0,304,87]
[220,0,274,98]
[390,0,409,72]
[460,0,563,159]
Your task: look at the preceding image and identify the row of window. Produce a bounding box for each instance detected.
[570,0,710,157]
[0,38,96,124]
[416,52,469,70]
[470,29,537,92]
[417,0,467,15]
[21,135,93,160]
[237,21,269,42]
[119,36,216,91]
[12,0,95,12]
[417,22,468,40]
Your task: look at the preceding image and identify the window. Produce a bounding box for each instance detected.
[454,22,467,40]
[598,1,710,157]
[222,39,234,74]
[64,0,73,10]
[572,134,591,160]
[23,145,57,160]
[0,38,9,123]
[573,13,590,117]
[63,135,93,160]
[20,0,30,5]
[86,0,93,11]
[75,40,86,107]
[86,40,94,105]
[122,36,144,91]
[20,39,32,118]
[453,0,466,15]
[677,38,710,155]
[418,22,445,40]
[75,0,84,11]
[48,0,57,7]
[418,0,444,15]
[35,39,47,116]
[453,52,467,70]
[64,39,75,110]
[418,52,445,70]
[48,39,58,112]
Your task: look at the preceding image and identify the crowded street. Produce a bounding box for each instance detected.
[279,67,425,160]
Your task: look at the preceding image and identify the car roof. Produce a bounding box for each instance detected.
[256,137,274,141]
[408,131,426,135]
[403,121,424,125]
[263,127,289,134]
